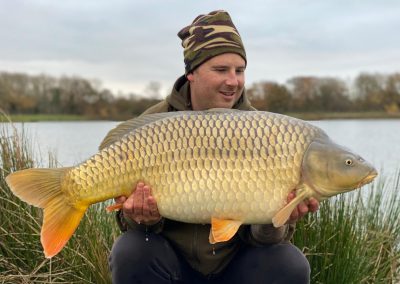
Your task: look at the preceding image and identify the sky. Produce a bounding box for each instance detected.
[1,0,399,97]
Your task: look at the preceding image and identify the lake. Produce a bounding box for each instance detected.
[4,119,400,180]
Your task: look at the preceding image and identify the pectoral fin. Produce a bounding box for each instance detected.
[209,217,243,244]
[272,191,308,228]
[106,203,123,212]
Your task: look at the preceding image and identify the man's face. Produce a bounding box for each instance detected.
[187,53,246,110]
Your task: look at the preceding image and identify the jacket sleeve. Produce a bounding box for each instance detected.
[239,223,296,246]
[115,210,165,234]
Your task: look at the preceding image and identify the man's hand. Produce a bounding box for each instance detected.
[115,182,161,226]
[286,191,319,224]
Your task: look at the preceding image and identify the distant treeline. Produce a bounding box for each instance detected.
[0,72,161,120]
[248,73,400,114]
[1,71,399,120]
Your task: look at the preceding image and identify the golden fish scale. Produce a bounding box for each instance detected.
[64,112,322,223]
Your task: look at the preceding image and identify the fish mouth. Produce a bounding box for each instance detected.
[358,169,378,187]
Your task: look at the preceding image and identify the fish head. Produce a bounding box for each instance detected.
[301,139,378,198]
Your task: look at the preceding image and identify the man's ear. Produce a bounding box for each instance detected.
[187,72,194,82]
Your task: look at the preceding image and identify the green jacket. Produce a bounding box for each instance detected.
[116,75,295,276]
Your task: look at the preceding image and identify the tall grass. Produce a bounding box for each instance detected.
[294,175,400,283]
[1,118,399,283]
[0,119,119,283]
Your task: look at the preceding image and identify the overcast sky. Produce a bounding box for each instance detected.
[1,0,399,97]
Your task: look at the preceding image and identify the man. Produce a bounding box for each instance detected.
[109,10,319,283]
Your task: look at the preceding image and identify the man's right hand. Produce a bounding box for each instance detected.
[115,182,162,226]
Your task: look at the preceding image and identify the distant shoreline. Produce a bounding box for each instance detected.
[3,111,400,122]
[286,111,400,120]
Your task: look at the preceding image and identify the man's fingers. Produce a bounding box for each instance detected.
[142,185,151,217]
[298,202,309,215]
[114,196,127,204]
[287,192,295,203]
[308,198,319,212]
[146,187,159,216]
[123,194,135,214]
[290,208,299,222]
[133,182,145,203]
[148,197,159,216]
[285,190,320,224]
[122,183,145,221]
[120,182,161,225]
[132,183,144,217]
[142,186,162,223]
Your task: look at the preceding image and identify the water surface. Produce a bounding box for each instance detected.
[5,119,400,178]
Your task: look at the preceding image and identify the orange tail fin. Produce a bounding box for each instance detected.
[5,168,87,258]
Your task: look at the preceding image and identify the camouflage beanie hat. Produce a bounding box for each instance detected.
[178,10,247,74]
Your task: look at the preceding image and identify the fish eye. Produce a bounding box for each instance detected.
[345,159,353,166]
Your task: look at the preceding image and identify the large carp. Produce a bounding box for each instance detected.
[6,109,377,258]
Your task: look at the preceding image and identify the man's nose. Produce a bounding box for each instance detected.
[225,70,239,87]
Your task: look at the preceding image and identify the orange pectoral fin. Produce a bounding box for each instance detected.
[209,217,243,244]
[106,203,123,212]
[272,190,307,227]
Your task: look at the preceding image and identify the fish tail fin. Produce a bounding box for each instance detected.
[5,168,87,258]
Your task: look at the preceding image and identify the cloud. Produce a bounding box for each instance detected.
[1,0,399,95]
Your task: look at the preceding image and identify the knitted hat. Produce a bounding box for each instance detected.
[178,10,246,74]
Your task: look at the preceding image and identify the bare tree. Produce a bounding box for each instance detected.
[354,73,386,110]
[247,81,291,112]
[144,81,162,99]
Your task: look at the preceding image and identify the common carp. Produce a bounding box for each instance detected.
[5,109,377,258]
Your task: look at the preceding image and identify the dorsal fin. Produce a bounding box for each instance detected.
[99,109,244,150]
[99,112,182,150]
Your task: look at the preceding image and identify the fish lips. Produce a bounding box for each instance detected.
[357,169,378,188]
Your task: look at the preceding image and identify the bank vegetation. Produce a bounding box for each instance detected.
[1,71,400,120]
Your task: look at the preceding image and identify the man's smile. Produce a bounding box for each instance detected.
[220,91,236,97]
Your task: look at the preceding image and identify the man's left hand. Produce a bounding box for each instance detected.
[286,192,319,224]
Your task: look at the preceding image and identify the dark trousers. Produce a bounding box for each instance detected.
[109,229,310,284]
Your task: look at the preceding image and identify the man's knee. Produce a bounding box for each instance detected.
[223,242,310,283]
[110,230,151,268]
[109,230,183,283]
[270,243,310,282]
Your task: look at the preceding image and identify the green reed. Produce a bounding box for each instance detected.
[294,174,400,283]
[1,119,399,283]
[0,119,119,283]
